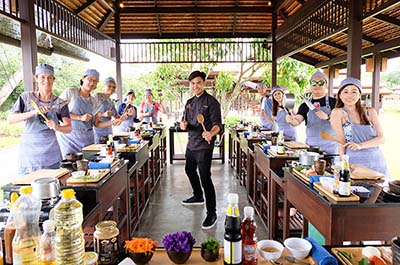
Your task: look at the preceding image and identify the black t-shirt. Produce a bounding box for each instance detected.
[297,96,336,124]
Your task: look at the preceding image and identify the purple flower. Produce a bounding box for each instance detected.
[162,231,196,253]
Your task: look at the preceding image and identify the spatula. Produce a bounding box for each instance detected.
[29,99,49,122]
[196,114,210,144]
[320,131,344,145]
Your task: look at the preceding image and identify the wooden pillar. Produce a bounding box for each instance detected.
[19,0,37,92]
[271,11,277,87]
[347,0,362,79]
[115,0,122,101]
[372,53,381,112]
[328,67,335,97]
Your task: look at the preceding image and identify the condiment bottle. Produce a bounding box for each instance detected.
[224,193,242,265]
[0,236,4,265]
[94,221,119,264]
[277,131,285,155]
[39,220,56,265]
[4,192,18,264]
[241,206,257,265]
[338,155,351,197]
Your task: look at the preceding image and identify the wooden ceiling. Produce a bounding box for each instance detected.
[52,0,400,68]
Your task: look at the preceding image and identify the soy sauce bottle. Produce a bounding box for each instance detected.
[338,155,351,197]
[224,193,242,265]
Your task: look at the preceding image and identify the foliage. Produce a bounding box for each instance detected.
[201,236,220,254]
[224,115,240,127]
[0,120,22,137]
[162,231,195,253]
[382,70,400,88]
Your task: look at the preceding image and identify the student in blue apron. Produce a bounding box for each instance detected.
[330,77,390,177]
[7,64,72,175]
[286,71,338,154]
[138,89,166,124]
[58,69,108,157]
[271,86,297,141]
[257,83,276,131]
[115,89,139,132]
[93,77,122,143]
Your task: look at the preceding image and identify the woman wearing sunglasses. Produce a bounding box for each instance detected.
[285,71,337,154]
[330,77,389,176]
[271,86,297,141]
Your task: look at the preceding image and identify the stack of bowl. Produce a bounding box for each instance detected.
[392,237,400,264]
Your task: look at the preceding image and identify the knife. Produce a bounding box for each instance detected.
[303,98,315,111]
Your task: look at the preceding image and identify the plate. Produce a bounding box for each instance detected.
[382,187,400,201]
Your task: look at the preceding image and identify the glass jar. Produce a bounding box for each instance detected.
[94,221,119,264]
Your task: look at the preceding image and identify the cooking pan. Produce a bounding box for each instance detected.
[65,152,83,162]
[283,93,295,112]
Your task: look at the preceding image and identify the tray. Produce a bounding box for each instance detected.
[284,141,309,149]
[292,168,311,184]
[331,247,392,265]
[66,169,110,184]
[267,149,293,157]
[13,169,70,185]
[350,164,385,180]
[82,144,104,152]
[314,183,359,203]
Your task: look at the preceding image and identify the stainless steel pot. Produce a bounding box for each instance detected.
[32,177,60,200]
[298,151,320,166]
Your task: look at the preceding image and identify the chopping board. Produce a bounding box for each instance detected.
[82,144,104,152]
[267,149,290,157]
[284,141,309,149]
[314,182,359,203]
[332,246,392,265]
[66,169,110,184]
[350,164,385,180]
[13,169,70,185]
[292,168,311,184]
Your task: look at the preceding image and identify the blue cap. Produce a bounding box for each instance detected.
[35,64,54,76]
[103,77,116,85]
[144,89,153,95]
[339,77,362,93]
[310,71,327,81]
[83,69,100,79]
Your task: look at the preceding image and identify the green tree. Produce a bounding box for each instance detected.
[383,70,400,88]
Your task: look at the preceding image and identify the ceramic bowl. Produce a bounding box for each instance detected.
[71,170,85,178]
[257,240,284,261]
[283,238,312,259]
[319,176,334,191]
[127,251,154,265]
[389,180,400,194]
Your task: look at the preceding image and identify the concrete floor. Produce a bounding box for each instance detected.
[134,160,268,247]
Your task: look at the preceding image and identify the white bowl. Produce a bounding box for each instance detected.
[283,238,312,259]
[71,170,85,178]
[257,240,284,261]
[118,143,127,148]
[320,176,334,191]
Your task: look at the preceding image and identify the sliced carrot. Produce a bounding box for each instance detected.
[369,255,387,265]
[124,237,157,253]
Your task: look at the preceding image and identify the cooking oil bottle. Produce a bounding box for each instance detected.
[54,189,85,265]
[11,186,41,265]
[39,220,56,265]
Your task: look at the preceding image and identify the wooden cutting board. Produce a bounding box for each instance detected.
[13,169,69,185]
[314,182,359,203]
[284,141,309,149]
[332,247,392,265]
[350,164,385,180]
[267,149,289,157]
[292,168,311,184]
[66,169,110,184]
[82,144,104,152]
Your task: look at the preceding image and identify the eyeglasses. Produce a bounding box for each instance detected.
[310,80,326,87]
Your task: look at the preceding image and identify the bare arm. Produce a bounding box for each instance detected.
[330,108,346,156]
[7,110,37,124]
[203,124,221,142]
[285,112,304,127]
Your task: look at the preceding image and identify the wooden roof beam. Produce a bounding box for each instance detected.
[154,0,162,36]
[74,0,97,15]
[363,0,400,19]
[306,47,334,59]
[120,6,273,14]
[321,40,347,52]
[119,32,270,39]
[98,10,114,31]
[275,0,292,12]
[373,14,400,28]
[290,53,318,66]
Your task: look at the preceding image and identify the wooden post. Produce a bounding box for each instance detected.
[115,0,122,101]
[328,67,335,97]
[347,0,362,79]
[272,11,277,87]
[372,53,381,113]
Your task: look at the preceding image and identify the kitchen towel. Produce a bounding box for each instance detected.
[305,237,338,265]
[88,161,111,169]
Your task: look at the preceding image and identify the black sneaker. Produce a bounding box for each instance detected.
[181,196,205,205]
[202,213,217,230]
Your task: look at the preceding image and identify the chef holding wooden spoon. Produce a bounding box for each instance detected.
[7,64,72,175]
[180,70,222,230]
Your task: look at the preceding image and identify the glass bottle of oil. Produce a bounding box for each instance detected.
[54,189,85,265]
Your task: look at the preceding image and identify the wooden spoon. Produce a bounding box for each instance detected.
[320,131,344,145]
[196,114,210,144]
[29,99,49,122]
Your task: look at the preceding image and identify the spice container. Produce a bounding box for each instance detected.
[94,221,119,264]
[85,252,98,265]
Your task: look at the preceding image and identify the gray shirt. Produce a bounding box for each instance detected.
[183,91,222,151]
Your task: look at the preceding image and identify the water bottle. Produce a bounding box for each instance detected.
[224,193,242,265]
[12,186,41,265]
[4,192,18,264]
[39,220,56,265]
[241,206,257,265]
[54,189,85,265]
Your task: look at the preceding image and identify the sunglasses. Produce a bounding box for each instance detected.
[310,80,326,86]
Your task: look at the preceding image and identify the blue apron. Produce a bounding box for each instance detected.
[306,96,338,154]
[275,108,297,141]
[18,93,62,175]
[260,97,275,130]
[58,90,95,157]
[93,94,116,143]
[141,102,158,124]
[344,108,390,177]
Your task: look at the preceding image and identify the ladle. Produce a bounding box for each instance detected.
[196,114,210,144]
[320,131,344,145]
[29,99,49,122]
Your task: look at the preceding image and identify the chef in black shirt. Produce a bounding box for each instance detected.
[286,71,338,154]
[180,70,222,230]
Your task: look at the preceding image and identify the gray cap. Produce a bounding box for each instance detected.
[271,86,285,95]
[35,64,54,76]
[83,69,100,79]
[104,77,116,85]
[338,77,362,93]
[257,82,268,89]
[144,89,153,95]
[310,71,327,81]
[126,89,135,96]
